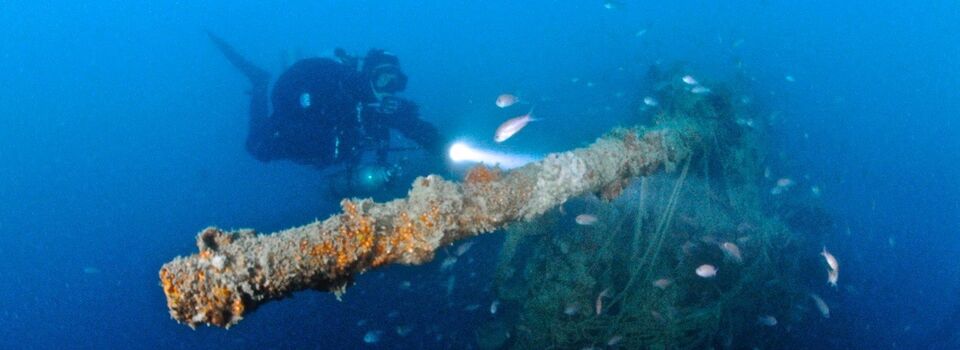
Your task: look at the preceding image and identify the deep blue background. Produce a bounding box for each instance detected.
[0,1,956,348]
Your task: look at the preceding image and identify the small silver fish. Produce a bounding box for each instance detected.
[643,96,659,107]
[735,118,755,128]
[821,246,839,287]
[827,269,839,287]
[758,315,778,326]
[690,86,711,94]
[720,242,743,264]
[575,214,598,225]
[770,177,795,195]
[398,280,412,290]
[496,93,519,108]
[490,300,500,314]
[682,75,698,85]
[603,0,623,10]
[564,303,580,315]
[652,278,672,290]
[776,178,795,188]
[363,330,384,344]
[396,325,414,337]
[455,241,475,256]
[821,246,839,271]
[446,276,456,296]
[595,288,610,315]
[440,256,458,271]
[299,92,311,108]
[607,335,623,346]
[494,108,537,143]
[809,293,830,318]
[696,264,717,278]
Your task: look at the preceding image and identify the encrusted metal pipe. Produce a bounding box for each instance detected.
[159,119,703,328]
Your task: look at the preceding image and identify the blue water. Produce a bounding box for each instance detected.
[0,1,957,348]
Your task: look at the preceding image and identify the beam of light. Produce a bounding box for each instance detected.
[448,141,536,169]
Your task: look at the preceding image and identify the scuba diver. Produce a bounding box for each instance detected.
[207,32,446,195]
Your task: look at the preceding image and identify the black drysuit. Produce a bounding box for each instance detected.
[245,58,442,168]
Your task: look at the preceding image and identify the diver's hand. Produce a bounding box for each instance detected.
[376,96,402,115]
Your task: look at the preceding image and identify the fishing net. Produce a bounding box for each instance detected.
[487,68,812,349]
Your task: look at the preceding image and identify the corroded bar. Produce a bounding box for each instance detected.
[159,119,703,328]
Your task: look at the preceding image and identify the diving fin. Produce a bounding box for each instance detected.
[205,30,269,86]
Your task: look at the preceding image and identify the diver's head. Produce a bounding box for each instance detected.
[363,49,408,95]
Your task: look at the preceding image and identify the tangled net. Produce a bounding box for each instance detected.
[489,67,813,349]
